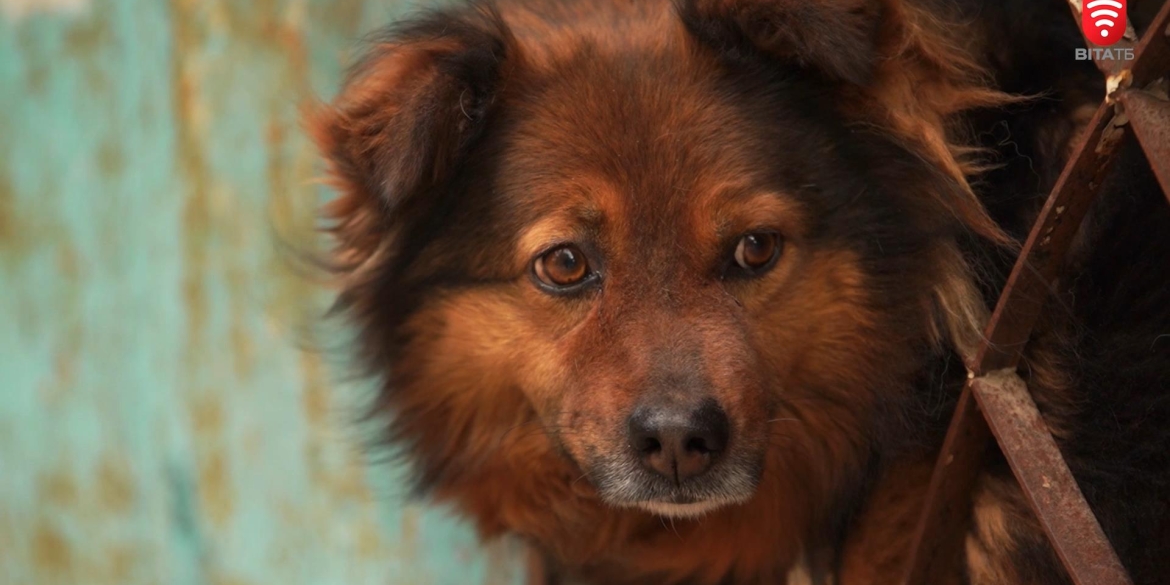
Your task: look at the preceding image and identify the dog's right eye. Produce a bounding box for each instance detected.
[532,244,595,292]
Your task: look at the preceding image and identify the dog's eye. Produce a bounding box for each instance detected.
[534,244,593,290]
[732,233,782,274]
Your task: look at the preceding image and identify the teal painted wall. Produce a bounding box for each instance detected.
[0,1,524,583]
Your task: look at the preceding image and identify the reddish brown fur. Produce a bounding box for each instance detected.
[303,0,1094,583]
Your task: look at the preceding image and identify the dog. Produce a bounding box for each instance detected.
[305,0,1170,582]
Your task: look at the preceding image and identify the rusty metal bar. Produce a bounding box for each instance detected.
[973,370,1132,585]
[903,2,1170,583]
[1117,87,1170,201]
[902,95,1129,585]
[1127,1,1170,90]
[978,107,1129,374]
[898,379,991,584]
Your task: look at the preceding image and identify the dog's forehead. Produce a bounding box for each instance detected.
[497,52,777,227]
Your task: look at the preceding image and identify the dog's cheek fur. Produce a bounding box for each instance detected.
[387,288,588,526]
[837,455,942,584]
[748,248,912,521]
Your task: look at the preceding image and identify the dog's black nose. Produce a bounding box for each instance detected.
[627,399,729,482]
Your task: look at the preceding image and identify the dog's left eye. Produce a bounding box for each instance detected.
[533,244,595,291]
[731,232,782,275]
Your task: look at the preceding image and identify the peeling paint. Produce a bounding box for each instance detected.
[96,455,135,514]
[0,0,524,583]
[31,521,73,574]
[0,164,14,248]
[197,447,233,526]
[39,471,79,508]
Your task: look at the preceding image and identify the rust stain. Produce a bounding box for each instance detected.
[355,520,383,560]
[242,428,263,463]
[96,455,135,514]
[265,118,284,148]
[57,244,81,280]
[31,521,73,573]
[85,68,110,95]
[329,459,371,503]
[104,545,136,583]
[190,395,225,435]
[305,440,324,485]
[41,324,81,406]
[264,114,314,245]
[276,499,302,526]
[307,0,366,40]
[211,573,255,585]
[401,507,420,545]
[264,112,322,337]
[63,14,110,57]
[228,319,256,378]
[198,446,234,526]
[301,355,328,427]
[302,381,328,426]
[39,470,79,508]
[265,118,289,230]
[170,0,212,370]
[303,441,372,504]
[0,153,68,264]
[0,510,14,553]
[25,61,48,96]
[96,141,125,176]
[0,160,15,248]
[226,266,256,379]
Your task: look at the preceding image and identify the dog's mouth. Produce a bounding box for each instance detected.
[636,498,739,518]
[586,452,763,518]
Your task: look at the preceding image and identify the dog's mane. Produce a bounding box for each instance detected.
[303,0,1030,578]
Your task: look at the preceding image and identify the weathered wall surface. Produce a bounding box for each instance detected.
[0,1,523,583]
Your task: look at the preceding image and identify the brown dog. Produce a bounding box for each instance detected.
[306,0,1170,583]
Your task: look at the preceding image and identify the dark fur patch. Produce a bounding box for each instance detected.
[678,0,882,84]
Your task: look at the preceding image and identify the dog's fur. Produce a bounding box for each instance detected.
[305,0,1170,583]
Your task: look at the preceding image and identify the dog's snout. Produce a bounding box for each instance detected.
[628,399,729,482]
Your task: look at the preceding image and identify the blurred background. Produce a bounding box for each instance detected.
[0,1,525,583]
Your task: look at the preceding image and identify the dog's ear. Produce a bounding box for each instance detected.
[679,0,882,84]
[306,7,513,269]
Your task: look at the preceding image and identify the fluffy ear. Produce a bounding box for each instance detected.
[306,6,514,270]
[679,0,882,84]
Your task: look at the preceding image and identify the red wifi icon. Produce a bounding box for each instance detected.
[1082,0,1126,46]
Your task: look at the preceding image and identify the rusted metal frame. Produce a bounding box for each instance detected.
[1125,0,1170,90]
[1114,0,1170,204]
[1119,87,1170,201]
[904,3,1170,583]
[902,98,1129,585]
[1120,0,1170,203]
[972,370,1132,584]
[899,378,992,584]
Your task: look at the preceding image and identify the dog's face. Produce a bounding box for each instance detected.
[312,0,982,521]
[493,60,810,515]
